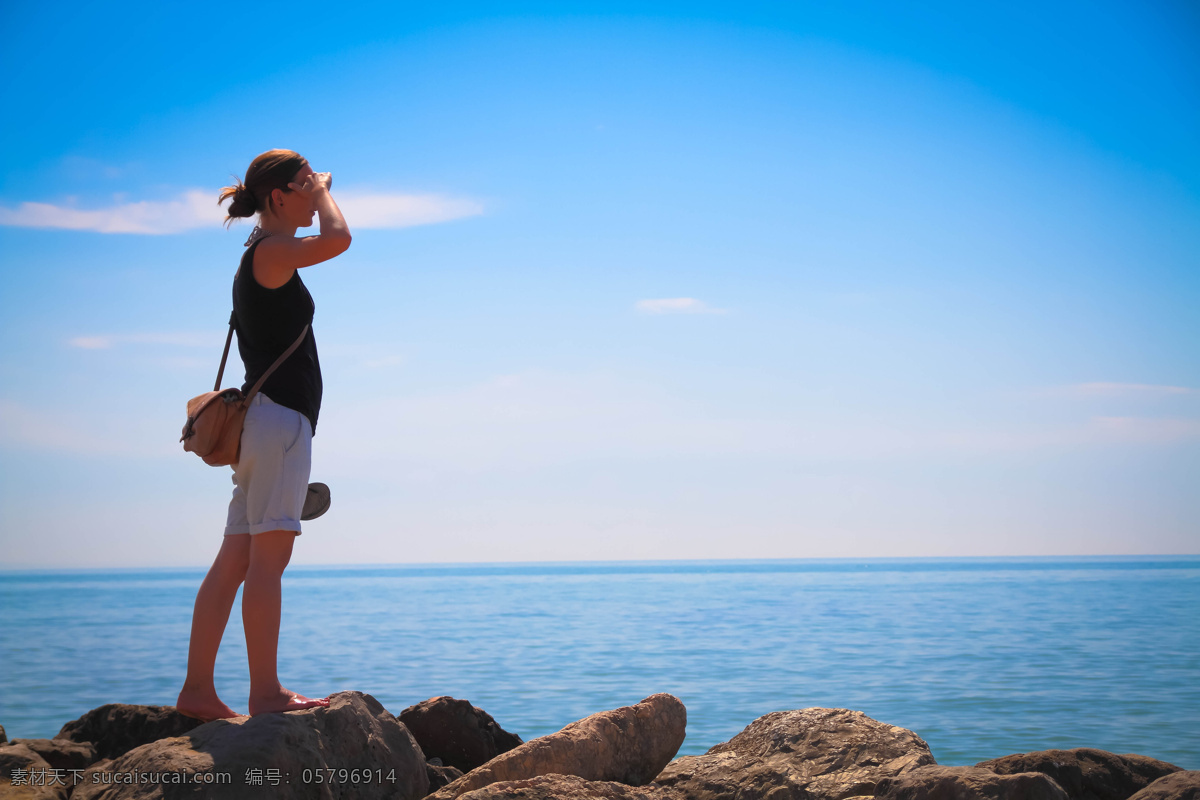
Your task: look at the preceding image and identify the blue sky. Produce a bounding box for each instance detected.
[1,1,1197,567]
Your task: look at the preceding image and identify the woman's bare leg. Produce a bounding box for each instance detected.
[176,534,251,720]
[244,530,329,716]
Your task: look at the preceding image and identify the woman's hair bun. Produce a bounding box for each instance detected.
[221,183,258,219]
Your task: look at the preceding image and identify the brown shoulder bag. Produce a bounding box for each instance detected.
[180,313,309,467]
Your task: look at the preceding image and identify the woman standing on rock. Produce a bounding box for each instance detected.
[176,149,351,721]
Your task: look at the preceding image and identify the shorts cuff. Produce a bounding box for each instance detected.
[248,520,302,536]
[224,524,251,536]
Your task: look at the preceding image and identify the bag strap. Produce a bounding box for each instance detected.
[213,237,309,402]
[243,324,310,405]
[214,302,310,401]
[213,312,237,392]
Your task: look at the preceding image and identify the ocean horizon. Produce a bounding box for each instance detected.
[2,555,1198,768]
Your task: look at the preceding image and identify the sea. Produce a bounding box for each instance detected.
[1,557,1197,768]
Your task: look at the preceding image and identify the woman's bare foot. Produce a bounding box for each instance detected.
[175,686,241,722]
[248,687,330,717]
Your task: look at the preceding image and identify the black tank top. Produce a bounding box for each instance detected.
[232,237,323,433]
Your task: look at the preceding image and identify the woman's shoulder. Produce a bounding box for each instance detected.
[239,233,300,292]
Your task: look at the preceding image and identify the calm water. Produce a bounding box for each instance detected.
[1,558,1197,767]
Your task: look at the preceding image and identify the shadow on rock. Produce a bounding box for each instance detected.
[977,749,1183,800]
[400,696,523,774]
[56,705,204,762]
[877,765,1070,800]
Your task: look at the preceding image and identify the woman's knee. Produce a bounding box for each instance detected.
[248,530,297,575]
[213,534,251,582]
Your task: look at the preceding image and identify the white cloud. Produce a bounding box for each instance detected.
[635,297,727,314]
[4,367,1197,469]
[317,370,793,474]
[1038,382,1197,398]
[0,189,483,234]
[335,192,483,229]
[0,399,174,458]
[1088,416,1200,443]
[362,354,407,369]
[1071,382,1196,396]
[0,191,220,234]
[317,370,1200,478]
[67,332,218,350]
[925,416,1200,451]
[68,336,115,350]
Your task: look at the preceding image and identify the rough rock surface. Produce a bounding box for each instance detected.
[399,696,523,772]
[454,773,667,799]
[9,737,100,771]
[56,704,204,761]
[430,694,687,799]
[977,750,1183,800]
[654,707,935,800]
[1126,773,1200,800]
[428,760,467,791]
[876,766,1071,800]
[69,691,428,800]
[0,742,67,800]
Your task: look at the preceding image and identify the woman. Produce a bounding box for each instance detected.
[176,149,351,720]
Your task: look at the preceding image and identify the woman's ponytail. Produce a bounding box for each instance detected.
[218,181,258,225]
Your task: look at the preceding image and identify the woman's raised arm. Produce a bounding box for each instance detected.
[253,171,352,288]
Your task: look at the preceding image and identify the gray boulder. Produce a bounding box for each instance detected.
[56,704,204,761]
[1126,772,1200,800]
[652,705,931,800]
[428,759,467,792]
[9,737,100,771]
[69,691,428,800]
[399,696,523,773]
[0,742,68,800]
[452,773,669,799]
[431,694,687,799]
[977,749,1183,800]
[876,765,1070,800]
[653,707,935,800]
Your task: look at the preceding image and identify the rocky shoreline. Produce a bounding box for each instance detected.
[1,692,1196,800]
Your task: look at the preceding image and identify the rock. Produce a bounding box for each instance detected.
[877,766,1070,800]
[653,707,935,800]
[429,760,467,791]
[69,691,428,800]
[55,704,203,761]
[0,742,67,800]
[977,750,1183,800]
[399,696,523,772]
[430,694,687,799]
[1127,773,1200,800]
[1,723,7,744]
[8,737,100,771]
[453,773,669,799]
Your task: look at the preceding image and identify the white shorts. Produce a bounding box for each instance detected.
[224,393,313,536]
